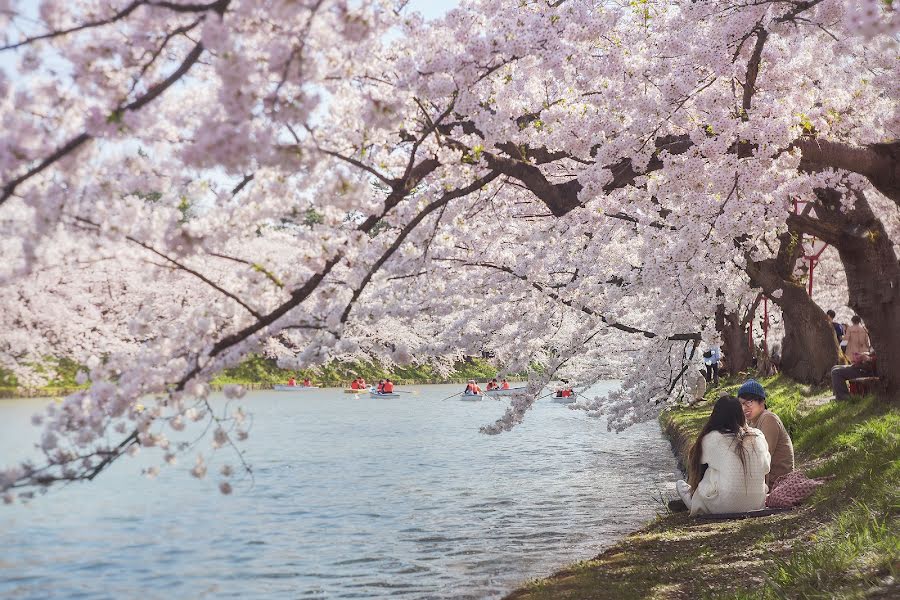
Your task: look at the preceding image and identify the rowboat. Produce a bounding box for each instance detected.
[551,393,577,404]
[370,392,400,398]
[460,392,483,401]
[484,388,525,397]
[273,384,318,391]
[344,388,368,394]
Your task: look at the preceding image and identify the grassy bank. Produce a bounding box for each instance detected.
[0,355,505,398]
[210,355,502,387]
[507,375,899,599]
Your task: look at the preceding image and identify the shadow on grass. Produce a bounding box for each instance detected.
[507,376,899,600]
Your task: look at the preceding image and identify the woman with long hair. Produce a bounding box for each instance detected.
[675,395,771,515]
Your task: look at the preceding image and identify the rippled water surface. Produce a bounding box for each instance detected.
[1,383,677,599]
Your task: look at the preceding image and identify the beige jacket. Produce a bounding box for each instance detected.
[749,410,794,487]
[844,324,870,358]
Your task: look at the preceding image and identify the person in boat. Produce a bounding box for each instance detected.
[563,387,574,398]
[350,378,361,390]
[464,380,481,395]
[675,395,770,516]
[555,388,564,398]
[382,379,394,393]
[376,379,385,393]
[358,377,366,389]
[302,377,312,387]
[500,379,510,390]
[287,376,296,387]
[486,378,499,391]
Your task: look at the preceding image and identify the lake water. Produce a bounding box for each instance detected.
[0,383,678,599]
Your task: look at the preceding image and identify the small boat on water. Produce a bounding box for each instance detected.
[344,388,368,394]
[273,385,318,391]
[370,391,401,399]
[551,393,577,404]
[484,388,525,397]
[460,392,483,401]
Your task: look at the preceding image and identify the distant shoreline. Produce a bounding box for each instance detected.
[0,377,528,400]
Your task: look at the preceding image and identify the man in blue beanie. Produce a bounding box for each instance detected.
[738,379,794,488]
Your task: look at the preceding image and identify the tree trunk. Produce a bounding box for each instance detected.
[788,189,900,401]
[715,304,753,375]
[776,283,840,383]
[744,233,841,384]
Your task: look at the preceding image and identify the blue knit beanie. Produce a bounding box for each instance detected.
[737,379,766,399]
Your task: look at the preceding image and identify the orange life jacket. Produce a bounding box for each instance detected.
[383,381,394,393]
[501,381,510,389]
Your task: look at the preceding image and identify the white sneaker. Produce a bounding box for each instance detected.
[676,479,692,507]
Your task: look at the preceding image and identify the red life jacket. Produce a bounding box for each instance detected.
[351,381,360,390]
[383,381,394,393]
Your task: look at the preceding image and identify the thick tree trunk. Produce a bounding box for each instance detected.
[744,233,840,384]
[788,189,900,401]
[715,304,753,375]
[776,284,840,383]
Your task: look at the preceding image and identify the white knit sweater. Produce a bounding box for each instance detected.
[689,429,771,516]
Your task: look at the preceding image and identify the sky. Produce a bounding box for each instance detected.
[0,0,461,77]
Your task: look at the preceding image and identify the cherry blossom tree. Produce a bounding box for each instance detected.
[1,0,897,500]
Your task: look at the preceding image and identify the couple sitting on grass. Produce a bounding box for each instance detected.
[676,379,799,516]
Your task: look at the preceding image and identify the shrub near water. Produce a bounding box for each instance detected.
[211,355,500,386]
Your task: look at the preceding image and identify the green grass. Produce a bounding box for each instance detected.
[507,375,899,600]
[210,354,502,386]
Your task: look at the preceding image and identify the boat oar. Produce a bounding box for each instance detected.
[440,391,463,401]
[393,390,419,395]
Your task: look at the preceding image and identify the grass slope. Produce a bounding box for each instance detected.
[507,375,899,600]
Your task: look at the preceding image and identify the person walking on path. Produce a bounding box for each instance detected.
[738,379,794,489]
[703,346,721,386]
[843,315,871,360]
[826,310,844,351]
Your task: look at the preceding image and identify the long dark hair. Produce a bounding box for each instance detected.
[687,395,754,491]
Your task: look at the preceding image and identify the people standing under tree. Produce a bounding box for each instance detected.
[844,315,871,360]
[738,379,794,488]
[703,345,721,386]
[826,310,844,354]
[675,395,770,516]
